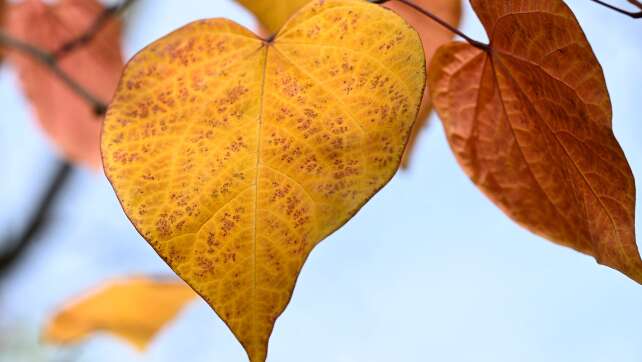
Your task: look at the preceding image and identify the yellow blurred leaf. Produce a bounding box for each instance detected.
[101,0,425,360]
[236,0,308,35]
[43,277,197,351]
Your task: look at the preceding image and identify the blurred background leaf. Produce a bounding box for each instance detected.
[5,0,123,169]
[43,277,196,351]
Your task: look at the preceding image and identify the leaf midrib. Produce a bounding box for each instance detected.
[492,53,625,260]
[251,43,270,354]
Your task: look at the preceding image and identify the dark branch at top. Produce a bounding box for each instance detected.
[590,0,642,18]
[0,32,108,114]
[370,0,490,51]
[629,0,642,11]
[0,0,139,114]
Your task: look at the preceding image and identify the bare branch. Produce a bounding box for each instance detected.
[0,31,108,114]
[629,0,642,11]
[371,0,489,51]
[590,0,642,18]
[54,0,137,58]
[0,162,72,277]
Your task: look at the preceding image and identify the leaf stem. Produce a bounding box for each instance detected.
[370,0,490,51]
[589,0,642,18]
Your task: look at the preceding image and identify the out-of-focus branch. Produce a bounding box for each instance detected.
[0,0,138,280]
[54,0,137,58]
[0,0,138,115]
[0,162,72,276]
[0,31,108,115]
[589,0,642,18]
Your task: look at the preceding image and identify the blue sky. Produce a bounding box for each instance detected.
[1,1,641,361]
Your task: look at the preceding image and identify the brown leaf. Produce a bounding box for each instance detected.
[429,0,642,283]
[43,277,197,351]
[384,0,462,169]
[6,0,124,169]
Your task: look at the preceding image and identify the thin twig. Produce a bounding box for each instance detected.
[0,31,108,114]
[628,0,642,10]
[0,0,139,114]
[0,162,72,276]
[589,0,642,18]
[54,0,137,58]
[371,0,490,50]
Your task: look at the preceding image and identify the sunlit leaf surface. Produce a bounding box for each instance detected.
[238,0,463,169]
[102,0,425,360]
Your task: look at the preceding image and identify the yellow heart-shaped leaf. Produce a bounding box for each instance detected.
[43,277,197,351]
[102,0,425,360]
